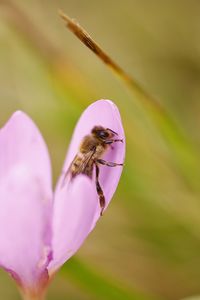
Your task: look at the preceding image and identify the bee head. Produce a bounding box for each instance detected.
[91,126,118,140]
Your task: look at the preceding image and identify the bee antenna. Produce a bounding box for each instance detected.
[106,128,118,135]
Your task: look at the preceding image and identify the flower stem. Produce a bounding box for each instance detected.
[21,295,45,300]
[19,288,46,300]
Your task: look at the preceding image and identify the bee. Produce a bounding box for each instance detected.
[63,126,123,216]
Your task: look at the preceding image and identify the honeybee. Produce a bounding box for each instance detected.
[63,126,124,216]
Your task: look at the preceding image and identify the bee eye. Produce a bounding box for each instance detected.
[99,131,109,138]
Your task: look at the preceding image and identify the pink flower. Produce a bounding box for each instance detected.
[0,100,125,299]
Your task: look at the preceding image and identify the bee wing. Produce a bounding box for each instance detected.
[75,148,96,174]
[62,147,96,186]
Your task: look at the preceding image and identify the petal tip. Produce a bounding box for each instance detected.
[4,110,31,130]
[10,110,27,119]
[93,99,115,107]
[90,99,121,116]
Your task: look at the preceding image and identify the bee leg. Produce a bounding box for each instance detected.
[104,139,123,144]
[96,159,123,167]
[95,164,105,216]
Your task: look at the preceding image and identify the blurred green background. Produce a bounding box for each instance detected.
[1,1,200,299]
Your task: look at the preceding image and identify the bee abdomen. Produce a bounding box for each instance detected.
[71,156,82,177]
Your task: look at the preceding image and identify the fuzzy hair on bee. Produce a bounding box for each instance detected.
[63,125,123,216]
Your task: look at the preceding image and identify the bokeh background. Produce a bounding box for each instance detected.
[1,1,200,299]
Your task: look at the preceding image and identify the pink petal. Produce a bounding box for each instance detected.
[0,112,53,289]
[48,175,97,272]
[0,167,52,290]
[0,111,52,189]
[49,100,125,271]
[62,100,125,223]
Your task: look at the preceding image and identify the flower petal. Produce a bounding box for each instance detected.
[0,111,52,189]
[49,100,125,271]
[61,100,125,224]
[0,167,52,290]
[48,175,97,272]
[0,112,53,289]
